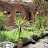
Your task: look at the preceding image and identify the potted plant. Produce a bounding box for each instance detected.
[14,14,29,48]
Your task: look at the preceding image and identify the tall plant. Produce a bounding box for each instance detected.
[42,16,48,28]
[14,14,27,40]
[36,16,43,29]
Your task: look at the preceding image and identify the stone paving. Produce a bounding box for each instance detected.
[23,36,48,48]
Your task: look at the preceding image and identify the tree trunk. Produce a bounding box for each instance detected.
[19,26,21,39]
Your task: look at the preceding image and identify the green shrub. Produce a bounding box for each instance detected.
[0,25,45,43]
[27,26,37,32]
[0,31,8,42]
[0,25,5,31]
[36,16,43,29]
[45,27,48,31]
[0,12,7,25]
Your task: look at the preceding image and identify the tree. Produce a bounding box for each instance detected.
[14,14,28,39]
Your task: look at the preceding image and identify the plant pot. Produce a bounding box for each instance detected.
[17,40,23,48]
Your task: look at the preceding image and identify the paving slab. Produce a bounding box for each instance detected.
[23,36,48,48]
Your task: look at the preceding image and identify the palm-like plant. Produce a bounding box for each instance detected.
[14,14,28,39]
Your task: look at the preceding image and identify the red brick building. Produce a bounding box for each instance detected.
[0,1,35,26]
[0,0,48,27]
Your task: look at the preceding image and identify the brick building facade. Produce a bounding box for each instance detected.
[0,0,48,27]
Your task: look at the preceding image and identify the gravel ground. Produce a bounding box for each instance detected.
[23,36,48,48]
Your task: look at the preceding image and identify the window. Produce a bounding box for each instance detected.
[7,11,10,14]
[28,12,31,21]
[15,11,21,19]
[7,11,11,18]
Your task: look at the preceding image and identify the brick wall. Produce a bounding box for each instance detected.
[0,1,48,27]
[9,4,28,26]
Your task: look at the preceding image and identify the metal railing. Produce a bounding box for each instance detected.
[0,41,14,48]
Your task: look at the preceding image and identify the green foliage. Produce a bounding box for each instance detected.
[0,12,7,24]
[0,30,32,43]
[0,28,45,44]
[15,14,26,28]
[26,25,36,32]
[0,31,7,42]
[0,25,5,31]
[36,16,43,29]
[0,31,17,43]
[45,27,48,31]
[42,16,47,28]
[0,12,7,31]
[14,14,27,39]
[39,16,48,28]
[46,16,48,26]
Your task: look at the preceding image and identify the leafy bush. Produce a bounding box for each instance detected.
[0,30,31,43]
[0,12,7,24]
[0,25,5,31]
[36,16,43,29]
[45,27,48,31]
[0,12,7,31]
[0,31,13,43]
[42,16,47,28]
[26,25,36,32]
[0,28,45,44]
[0,31,8,42]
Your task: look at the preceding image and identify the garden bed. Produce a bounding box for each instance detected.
[0,29,48,48]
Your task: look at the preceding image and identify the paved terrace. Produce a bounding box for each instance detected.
[23,36,48,48]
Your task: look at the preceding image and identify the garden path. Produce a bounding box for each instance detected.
[23,36,48,48]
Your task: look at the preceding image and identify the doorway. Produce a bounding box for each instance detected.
[28,12,31,21]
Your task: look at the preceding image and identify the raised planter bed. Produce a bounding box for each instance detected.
[21,37,36,47]
[21,37,30,47]
[32,35,40,41]
[28,38,36,44]
[43,31,48,36]
[13,31,48,48]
